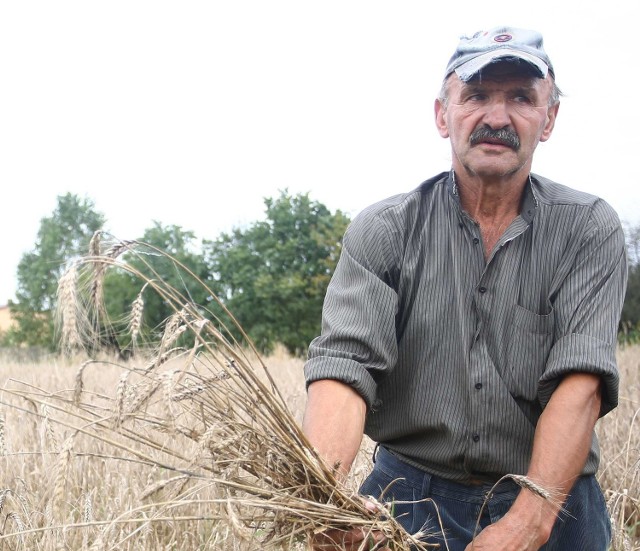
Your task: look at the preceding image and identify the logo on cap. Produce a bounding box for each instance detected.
[493,34,513,43]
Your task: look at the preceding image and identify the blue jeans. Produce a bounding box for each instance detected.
[359,446,611,550]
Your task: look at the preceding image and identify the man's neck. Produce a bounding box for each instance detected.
[453,169,529,260]
[454,170,528,224]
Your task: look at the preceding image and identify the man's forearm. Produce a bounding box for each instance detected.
[523,372,603,532]
[303,379,367,476]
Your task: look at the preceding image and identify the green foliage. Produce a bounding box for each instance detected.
[620,223,640,344]
[204,191,349,355]
[8,190,349,355]
[622,264,640,325]
[10,194,106,348]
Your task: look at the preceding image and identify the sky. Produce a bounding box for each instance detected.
[1,0,638,305]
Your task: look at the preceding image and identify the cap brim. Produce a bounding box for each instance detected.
[454,50,549,81]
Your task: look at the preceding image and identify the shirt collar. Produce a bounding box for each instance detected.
[521,175,539,223]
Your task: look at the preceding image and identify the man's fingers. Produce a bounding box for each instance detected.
[312,527,387,550]
[310,498,390,550]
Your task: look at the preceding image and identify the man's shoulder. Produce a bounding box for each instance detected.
[354,172,449,227]
[531,173,621,225]
[532,173,605,207]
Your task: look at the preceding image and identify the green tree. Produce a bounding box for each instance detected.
[204,191,349,355]
[9,193,106,348]
[622,264,640,327]
[621,222,640,334]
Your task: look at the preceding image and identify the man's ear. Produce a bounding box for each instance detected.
[435,98,449,138]
[540,102,560,143]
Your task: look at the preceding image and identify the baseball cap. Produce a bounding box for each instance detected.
[445,27,554,81]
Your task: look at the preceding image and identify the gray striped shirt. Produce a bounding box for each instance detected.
[305,171,627,483]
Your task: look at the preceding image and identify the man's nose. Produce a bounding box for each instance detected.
[482,99,511,129]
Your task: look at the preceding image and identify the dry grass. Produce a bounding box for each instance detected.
[0,233,637,550]
[0,349,383,550]
[597,345,640,550]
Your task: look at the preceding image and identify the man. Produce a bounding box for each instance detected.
[303,27,627,550]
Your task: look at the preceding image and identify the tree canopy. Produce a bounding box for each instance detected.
[204,191,349,354]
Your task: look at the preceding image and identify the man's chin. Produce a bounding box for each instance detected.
[460,160,527,181]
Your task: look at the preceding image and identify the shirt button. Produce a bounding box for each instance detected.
[478,286,487,294]
[472,433,480,442]
[473,237,480,245]
[475,382,483,390]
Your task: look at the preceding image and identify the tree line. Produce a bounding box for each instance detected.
[1,192,348,356]
[3,192,640,355]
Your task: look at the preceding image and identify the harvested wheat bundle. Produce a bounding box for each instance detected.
[6,232,435,550]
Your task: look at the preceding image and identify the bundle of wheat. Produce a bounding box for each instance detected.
[3,232,434,550]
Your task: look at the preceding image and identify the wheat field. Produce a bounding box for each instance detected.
[0,344,637,550]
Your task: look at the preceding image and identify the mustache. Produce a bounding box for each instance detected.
[469,126,520,150]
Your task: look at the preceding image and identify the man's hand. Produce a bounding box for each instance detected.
[310,498,390,550]
[311,527,389,550]
[463,507,548,551]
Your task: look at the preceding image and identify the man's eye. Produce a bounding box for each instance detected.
[513,95,532,103]
[467,94,486,102]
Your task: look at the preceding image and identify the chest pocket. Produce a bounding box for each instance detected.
[505,305,555,401]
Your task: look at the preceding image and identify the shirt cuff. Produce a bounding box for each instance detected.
[304,354,379,410]
[539,333,619,416]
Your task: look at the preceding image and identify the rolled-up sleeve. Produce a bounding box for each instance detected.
[304,209,400,410]
[538,202,628,415]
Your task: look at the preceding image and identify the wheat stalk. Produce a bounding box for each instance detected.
[41,404,59,453]
[128,285,147,348]
[52,434,75,517]
[0,412,6,457]
[0,489,9,516]
[57,261,82,354]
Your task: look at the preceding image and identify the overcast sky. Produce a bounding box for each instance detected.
[1,0,638,305]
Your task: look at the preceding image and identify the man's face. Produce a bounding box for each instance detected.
[435,66,559,181]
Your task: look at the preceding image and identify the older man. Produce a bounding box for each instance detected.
[303,27,627,550]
